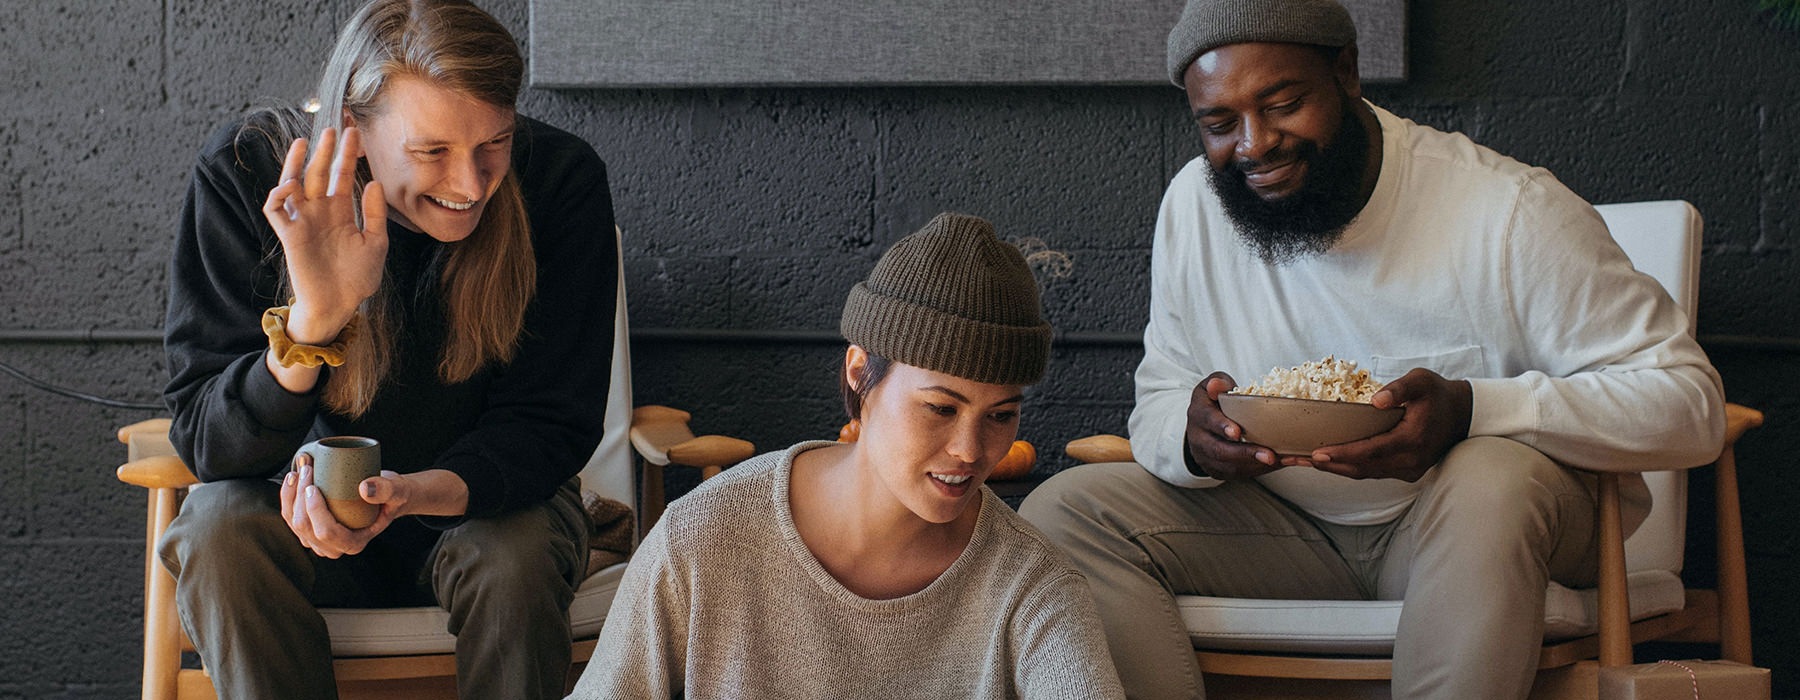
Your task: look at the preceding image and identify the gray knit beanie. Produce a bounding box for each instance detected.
[1166,0,1358,85]
[840,213,1052,386]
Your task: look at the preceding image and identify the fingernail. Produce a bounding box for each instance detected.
[284,472,295,487]
[307,485,320,500]
[362,482,375,498]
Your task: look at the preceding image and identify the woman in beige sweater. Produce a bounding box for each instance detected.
[570,213,1123,699]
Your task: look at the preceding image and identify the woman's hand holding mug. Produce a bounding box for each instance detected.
[283,436,394,558]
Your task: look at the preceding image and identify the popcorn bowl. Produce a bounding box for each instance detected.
[1217,393,1403,457]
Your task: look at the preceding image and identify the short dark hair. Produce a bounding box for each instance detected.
[840,350,895,421]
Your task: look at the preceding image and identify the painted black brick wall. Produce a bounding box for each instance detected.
[0,0,1794,697]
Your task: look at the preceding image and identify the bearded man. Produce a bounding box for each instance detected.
[1019,0,1726,698]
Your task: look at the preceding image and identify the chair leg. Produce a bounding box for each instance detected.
[175,669,216,698]
[640,460,666,536]
[1713,446,1753,664]
[1595,473,1632,667]
[144,487,184,700]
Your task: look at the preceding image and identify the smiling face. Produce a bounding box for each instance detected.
[1185,42,1358,199]
[1184,42,1377,263]
[848,348,1024,525]
[354,76,516,243]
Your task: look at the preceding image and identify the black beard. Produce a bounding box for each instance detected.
[1207,100,1373,265]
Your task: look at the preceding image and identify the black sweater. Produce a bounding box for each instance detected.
[163,113,617,521]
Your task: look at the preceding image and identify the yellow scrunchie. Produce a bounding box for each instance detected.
[261,306,358,368]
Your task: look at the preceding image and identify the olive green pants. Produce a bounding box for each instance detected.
[159,477,589,700]
[1021,437,1631,700]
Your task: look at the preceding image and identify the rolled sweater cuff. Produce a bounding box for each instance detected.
[1466,377,1537,444]
[243,354,324,432]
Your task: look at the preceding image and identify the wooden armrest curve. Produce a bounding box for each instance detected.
[668,435,757,469]
[117,455,200,490]
[630,405,755,469]
[1723,402,1762,445]
[118,418,173,445]
[1066,434,1134,465]
[630,405,696,466]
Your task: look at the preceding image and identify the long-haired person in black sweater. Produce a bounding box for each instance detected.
[157,1,616,697]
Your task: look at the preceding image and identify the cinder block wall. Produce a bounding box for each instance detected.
[1,1,1795,697]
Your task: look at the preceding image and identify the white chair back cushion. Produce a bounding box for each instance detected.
[1594,201,1701,576]
[576,226,637,509]
[1597,201,1701,336]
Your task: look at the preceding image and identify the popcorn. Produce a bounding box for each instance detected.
[1231,355,1381,403]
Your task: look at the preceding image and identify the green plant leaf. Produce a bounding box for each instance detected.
[1758,0,1800,28]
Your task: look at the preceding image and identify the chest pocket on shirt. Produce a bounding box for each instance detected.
[1370,345,1487,383]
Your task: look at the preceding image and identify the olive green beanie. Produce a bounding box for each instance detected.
[1166,0,1358,86]
[840,213,1051,386]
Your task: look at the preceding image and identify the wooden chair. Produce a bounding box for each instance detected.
[1062,201,1761,699]
[116,227,756,699]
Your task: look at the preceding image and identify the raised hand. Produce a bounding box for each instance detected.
[260,127,388,346]
[1184,372,1285,480]
[1292,368,1473,482]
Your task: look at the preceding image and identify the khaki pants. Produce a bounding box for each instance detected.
[159,477,589,700]
[1021,437,1615,700]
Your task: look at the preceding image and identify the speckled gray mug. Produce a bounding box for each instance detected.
[298,436,381,529]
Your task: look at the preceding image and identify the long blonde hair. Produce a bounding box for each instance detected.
[258,0,535,417]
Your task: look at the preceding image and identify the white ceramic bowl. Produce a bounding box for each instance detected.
[1217,393,1403,456]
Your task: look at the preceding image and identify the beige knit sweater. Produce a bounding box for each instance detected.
[569,442,1124,699]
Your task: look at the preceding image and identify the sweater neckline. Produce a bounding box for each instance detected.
[770,441,997,613]
[1331,101,1406,252]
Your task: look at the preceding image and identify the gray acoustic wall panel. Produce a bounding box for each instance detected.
[530,0,1405,87]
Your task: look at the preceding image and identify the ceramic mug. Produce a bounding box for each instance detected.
[297,436,381,529]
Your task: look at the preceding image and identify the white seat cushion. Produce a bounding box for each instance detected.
[1542,570,1686,640]
[322,560,627,657]
[1177,570,1686,656]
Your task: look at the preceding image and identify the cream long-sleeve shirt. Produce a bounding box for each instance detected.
[569,442,1125,699]
[1129,104,1725,526]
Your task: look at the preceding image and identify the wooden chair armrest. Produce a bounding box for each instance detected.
[668,435,757,469]
[117,418,173,445]
[1722,402,1762,446]
[631,405,756,533]
[629,405,755,469]
[629,405,692,466]
[1066,434,1134,464]
[117,455,200,490]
